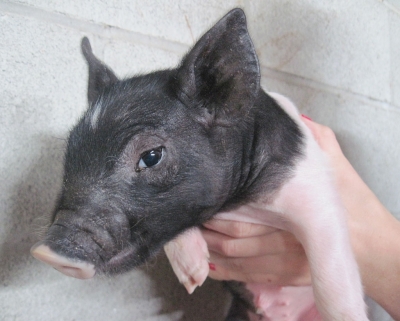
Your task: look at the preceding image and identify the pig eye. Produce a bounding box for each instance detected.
[138,147,164,170]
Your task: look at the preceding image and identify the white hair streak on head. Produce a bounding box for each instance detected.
[89,97,104,130]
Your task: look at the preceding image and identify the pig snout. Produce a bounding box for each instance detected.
[30,219,100,279]
[31,209,132,278]
[31,242,96,279]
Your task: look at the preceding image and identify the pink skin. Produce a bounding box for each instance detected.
[245,285,320,321]
[164,228,210,294]
[164,93,368,321]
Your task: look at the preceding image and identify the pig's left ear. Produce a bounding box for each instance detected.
[81,37,119,106]
[176,8,260,125]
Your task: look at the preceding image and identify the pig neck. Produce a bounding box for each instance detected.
[225,90,304,208]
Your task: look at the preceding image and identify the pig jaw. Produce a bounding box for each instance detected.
[30,243,96,279]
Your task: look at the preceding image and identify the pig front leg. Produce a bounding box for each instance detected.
[164,228,210,294]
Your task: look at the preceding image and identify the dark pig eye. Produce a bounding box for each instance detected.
[138,147,164,170]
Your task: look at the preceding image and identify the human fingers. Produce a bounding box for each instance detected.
[202,227,303,258]
[301,115,344,158]
[203,219,277,238]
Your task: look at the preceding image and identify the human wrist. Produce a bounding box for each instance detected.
[356,200,400,320]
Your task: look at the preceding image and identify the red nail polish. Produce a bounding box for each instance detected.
[209,263,216,271]
[301,114,312,121]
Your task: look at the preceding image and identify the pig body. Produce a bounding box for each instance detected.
[31,9,368,321]
[165,93,364,321]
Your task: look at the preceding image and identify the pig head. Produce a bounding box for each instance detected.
[31,9,302,279]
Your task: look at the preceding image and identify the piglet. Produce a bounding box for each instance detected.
[31,9,368,321]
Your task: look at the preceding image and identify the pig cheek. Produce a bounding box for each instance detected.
[141,163,180,187]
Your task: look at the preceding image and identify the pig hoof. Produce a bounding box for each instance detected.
[31,243,96,279]
[182,267,208,294]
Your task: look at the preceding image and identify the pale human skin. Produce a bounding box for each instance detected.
[202,116,400,321]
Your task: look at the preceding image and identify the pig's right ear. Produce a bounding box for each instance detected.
[175,9,260,126]
[81,37,118,106]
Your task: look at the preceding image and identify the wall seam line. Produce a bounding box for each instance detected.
[1,1,398,112]
[261,66,400,113]
[0,1,189,54]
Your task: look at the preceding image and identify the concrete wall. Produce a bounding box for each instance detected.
[0,1,399,320]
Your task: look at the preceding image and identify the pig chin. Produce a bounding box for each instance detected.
[100,244,147,275]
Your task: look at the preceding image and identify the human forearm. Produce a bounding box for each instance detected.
[330,136,400,320]
[355,200,400,320]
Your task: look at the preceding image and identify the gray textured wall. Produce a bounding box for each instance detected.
[0,1,399,320]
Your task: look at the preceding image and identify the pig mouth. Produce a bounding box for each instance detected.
[101,245,142,274]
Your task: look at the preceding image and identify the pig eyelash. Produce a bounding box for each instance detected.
[136,147,165,171]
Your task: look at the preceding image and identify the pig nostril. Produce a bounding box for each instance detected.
[54,265,90,279]
[60,266,80,273]
[31,243,96,279]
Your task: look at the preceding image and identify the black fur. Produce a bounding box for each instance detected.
[42,8,303,319]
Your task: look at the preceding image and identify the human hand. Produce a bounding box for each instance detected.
[202,219,310,286]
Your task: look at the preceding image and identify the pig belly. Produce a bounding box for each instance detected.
[245,284,321,321]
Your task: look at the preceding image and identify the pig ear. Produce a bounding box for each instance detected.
[81,37,119,106]
[176,8,260,125]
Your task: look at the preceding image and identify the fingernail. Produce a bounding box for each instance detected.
[301,114,312,121]
[209,263,216,271]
